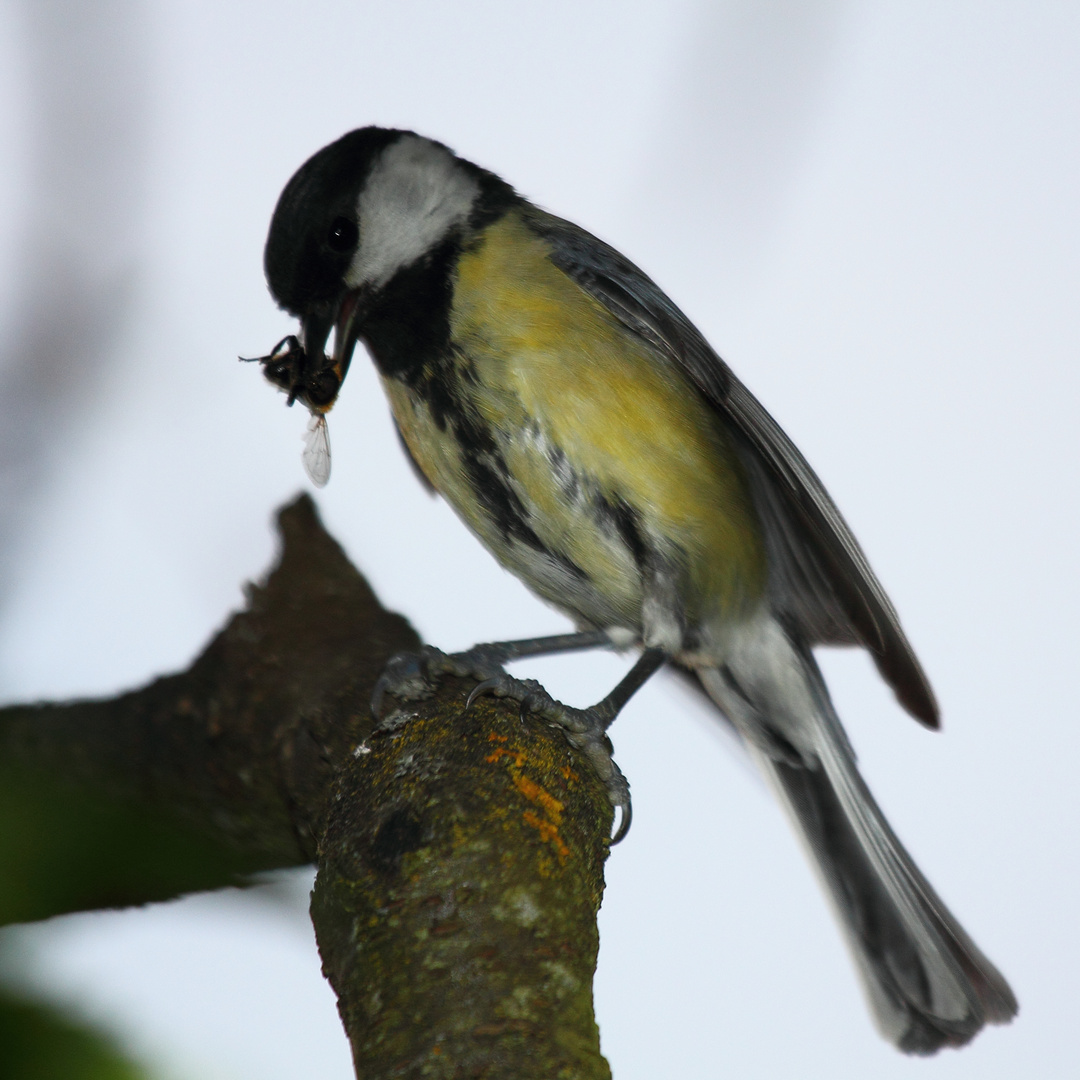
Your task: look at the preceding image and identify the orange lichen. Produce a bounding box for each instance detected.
[513,773,563,822]
[522,811,570,862]
[486,745,527,768]
[483,731,571,864]
[514,775,569,864]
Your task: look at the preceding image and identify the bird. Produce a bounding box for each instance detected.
[254,126,1017,1054]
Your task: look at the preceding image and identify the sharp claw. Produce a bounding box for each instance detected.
[610,799,632,845]
[464,677,502,713]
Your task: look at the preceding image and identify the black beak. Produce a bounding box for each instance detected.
[295,292,362,411]
[330,288,364,377]
[301,308,334,365]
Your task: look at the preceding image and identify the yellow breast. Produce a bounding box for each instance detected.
[390,210,767,626]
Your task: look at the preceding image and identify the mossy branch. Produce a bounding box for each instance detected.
[0,495,613,1079]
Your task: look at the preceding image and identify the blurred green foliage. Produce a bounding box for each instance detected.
[0,764,272,1076]
[0,987,149,1079]
[0,765,273,926]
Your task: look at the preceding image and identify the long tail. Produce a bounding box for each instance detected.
[698,656,1017,1054]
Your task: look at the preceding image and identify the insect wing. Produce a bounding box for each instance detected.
[302,412,331,487]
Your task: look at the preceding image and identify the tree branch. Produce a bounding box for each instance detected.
[0,495,614,1078]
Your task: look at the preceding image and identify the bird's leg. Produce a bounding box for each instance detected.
[373,633,665,842]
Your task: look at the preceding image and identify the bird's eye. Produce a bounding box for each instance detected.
[326,216,359,253]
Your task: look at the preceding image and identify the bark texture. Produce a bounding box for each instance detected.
[0,495,614,1079]
[315,678,612,1079]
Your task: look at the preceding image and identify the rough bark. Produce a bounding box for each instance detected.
[0,495,613,1079]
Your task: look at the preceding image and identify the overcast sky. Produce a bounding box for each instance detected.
[0,2,1077,1077]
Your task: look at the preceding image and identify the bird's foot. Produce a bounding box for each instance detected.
[372,644,632,842]
[370,643,516,713]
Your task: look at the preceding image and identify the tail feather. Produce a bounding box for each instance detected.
[698,658,1017,1053]
[760,746,1016,1052]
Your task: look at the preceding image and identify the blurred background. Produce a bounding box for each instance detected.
[0,0,1076,1076]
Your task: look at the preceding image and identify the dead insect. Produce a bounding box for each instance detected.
[242,334,342,409]
[241,334,342,486]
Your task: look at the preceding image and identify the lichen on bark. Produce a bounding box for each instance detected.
[312,678,614,1079]
[0,495,617,1079]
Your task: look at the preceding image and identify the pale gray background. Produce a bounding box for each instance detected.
[0,1,1075,1077]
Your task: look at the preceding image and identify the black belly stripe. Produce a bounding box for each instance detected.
[459,449,538,547]
[362,248,592,586]
[456,421,591,583]
[595,492,650,571]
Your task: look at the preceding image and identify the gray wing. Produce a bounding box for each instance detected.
[526,207,938,727]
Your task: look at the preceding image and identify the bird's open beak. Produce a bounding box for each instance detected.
[300,307,333,364]
[298,289,364,413]
[331,289,363,378]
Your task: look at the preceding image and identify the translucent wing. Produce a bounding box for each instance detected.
[302,412,331,487]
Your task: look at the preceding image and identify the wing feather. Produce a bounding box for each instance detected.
[526,207,938,726]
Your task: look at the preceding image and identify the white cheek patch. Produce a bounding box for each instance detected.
[348,135,480,290]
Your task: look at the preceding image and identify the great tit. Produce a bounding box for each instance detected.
[254,127,1016,1053]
